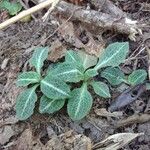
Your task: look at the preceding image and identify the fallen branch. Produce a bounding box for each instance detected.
[0,0,60,30]
[56,1,141,40]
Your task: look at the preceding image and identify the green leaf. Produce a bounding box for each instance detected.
[146,83,150,90]
[67,83,93,120]
[40,76,70,99]
[48,62,84,82]
[65,50,82,65]
[91,81,111,98]
[78,51,98,70]
[128,69,147,86]
[95,42,129,70]
[0,0,22,15]
[15,85,38,120]
[16,71,40,87]
[39,95,65,114]
[30,47,49,75]
[65,50,98,71]
[84,69,98,80]
[101,67,126,85]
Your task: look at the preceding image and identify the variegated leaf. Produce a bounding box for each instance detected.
[101,67,126,85]
[39,95,65,113]
[67,83,92,120]
[15,85,38,120]
[84,69,98,80]
[30,47,49,74]
[95,42,129,70]
[128,69,147,85]
[65,50,82,65]
[91,81,111,98]
[78,51,98,70]
[48,63,84,82]
[16,71,40,86]
[40,76,70,99]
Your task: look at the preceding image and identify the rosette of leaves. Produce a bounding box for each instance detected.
[15,42,147,121]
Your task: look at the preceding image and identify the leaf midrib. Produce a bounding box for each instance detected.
[74,85,85,118]
[18,78,39,82]
[98,83,110,97]
[37,48,45,74]
[41,100,55,112]
[56,69,82,76]
[68,51,77,62]
[20,87,35,118]
[41,80,69,96]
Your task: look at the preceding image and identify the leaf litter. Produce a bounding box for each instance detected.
[0,0,150,149]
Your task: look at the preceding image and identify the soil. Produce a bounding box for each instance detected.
[0,0,150,150]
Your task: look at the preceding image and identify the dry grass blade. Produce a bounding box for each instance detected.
[93,133,144,150]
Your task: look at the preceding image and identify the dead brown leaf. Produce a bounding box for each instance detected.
[72,135,92,150]
[48,39,67,62]
[58,20,84,48]
[16,128,43,150]
[58,20,104,56]
[16,128,92,150]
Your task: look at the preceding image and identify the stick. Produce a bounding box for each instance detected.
[56,1,140,40]
[0,0,60,30]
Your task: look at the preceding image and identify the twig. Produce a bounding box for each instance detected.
[125,47,146,63]
[0,0,60,30]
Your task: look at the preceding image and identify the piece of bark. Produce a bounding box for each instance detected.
[108,83,146,112]
[116,114,150,128]
[90,0,126,18]
[56,1,140,40]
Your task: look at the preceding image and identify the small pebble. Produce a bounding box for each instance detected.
[1,58,9,70]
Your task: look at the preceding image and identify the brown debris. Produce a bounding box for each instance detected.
[93,133,144,150]
[90,0,126,18]
[95,108,123,118]
[48,39,67,62]
[116,113,150,128]
[15,129,92,150]
[56,1,140,40]
[58,20,104,56]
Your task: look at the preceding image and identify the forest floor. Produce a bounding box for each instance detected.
[0,0,150,149]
